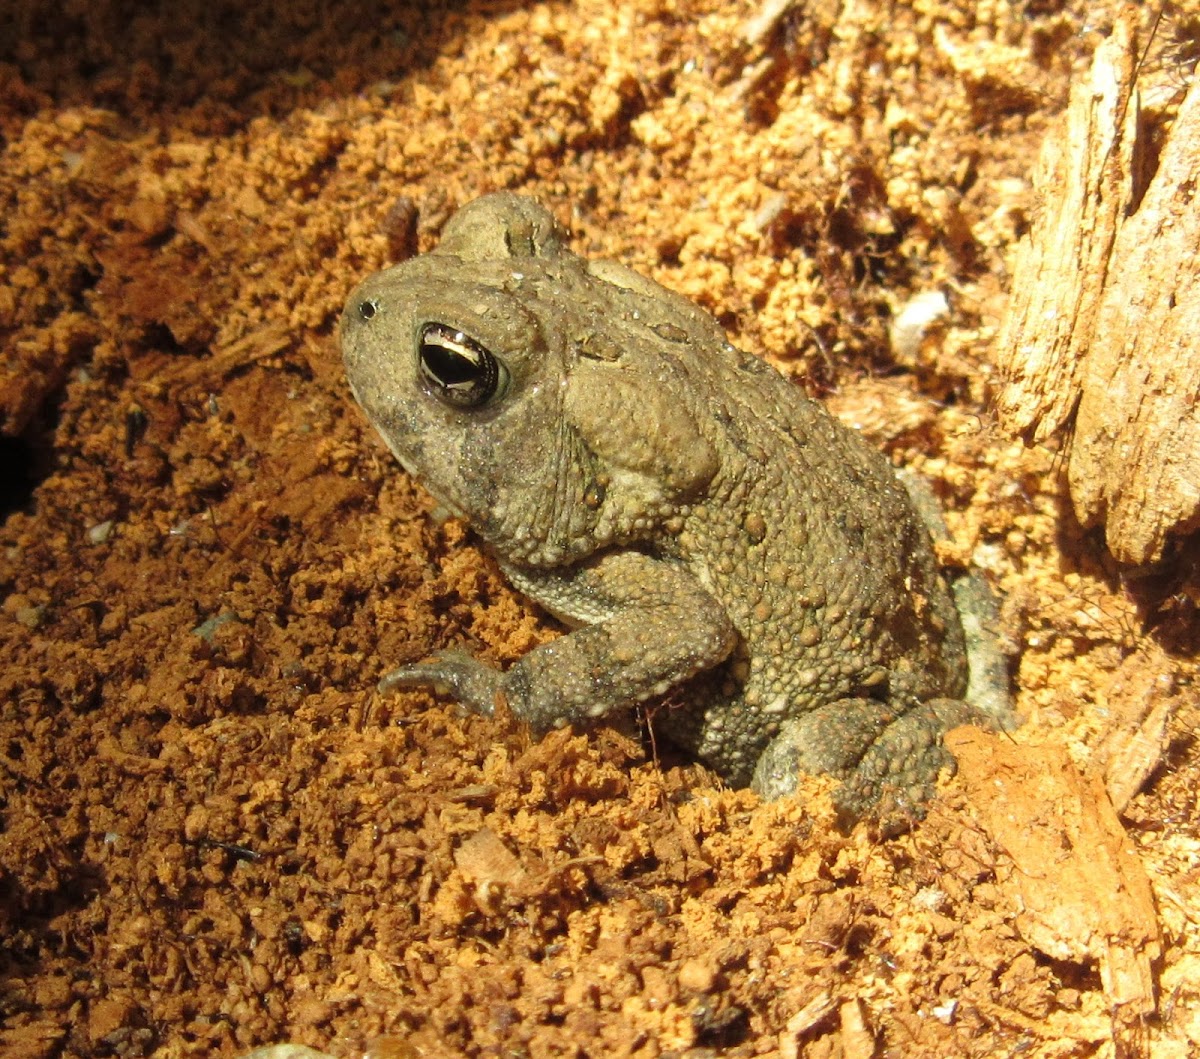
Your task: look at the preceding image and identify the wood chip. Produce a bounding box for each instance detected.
[1093,645,1181,813]
[948,728,1162,1055]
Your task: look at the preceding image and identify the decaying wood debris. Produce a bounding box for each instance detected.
[995,9,1200,566]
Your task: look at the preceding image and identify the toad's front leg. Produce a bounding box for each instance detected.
[380,550,738,731]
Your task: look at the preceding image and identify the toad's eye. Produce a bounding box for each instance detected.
[417,323,507,408]
[358,299,379,321]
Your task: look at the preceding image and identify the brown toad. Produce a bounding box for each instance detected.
[341,193,1010,817]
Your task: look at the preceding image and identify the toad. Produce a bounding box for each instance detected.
[341,193,1011,817]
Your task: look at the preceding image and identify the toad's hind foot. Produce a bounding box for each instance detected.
[750,696,984,826]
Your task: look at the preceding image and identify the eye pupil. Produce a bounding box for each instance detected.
[418,323,505,408]
[422,339,481,387]
[359,299,378,321]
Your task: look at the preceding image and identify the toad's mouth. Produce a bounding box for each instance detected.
[346,377,471,521]
[381,433,469,521]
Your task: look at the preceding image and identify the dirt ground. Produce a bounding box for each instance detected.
[2,1,1198,1057]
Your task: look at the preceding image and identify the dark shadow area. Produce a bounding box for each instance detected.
[0,0,533,135]
[0,858,107,986]
[0,436,39,521]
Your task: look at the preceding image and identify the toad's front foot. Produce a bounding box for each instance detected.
[379,650,505,717]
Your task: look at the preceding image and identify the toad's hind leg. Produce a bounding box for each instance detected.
[750,696,984,824]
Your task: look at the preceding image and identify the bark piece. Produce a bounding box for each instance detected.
[994,9,1199,563]
[1068,78,1200,562]
[993,16,1136,441]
